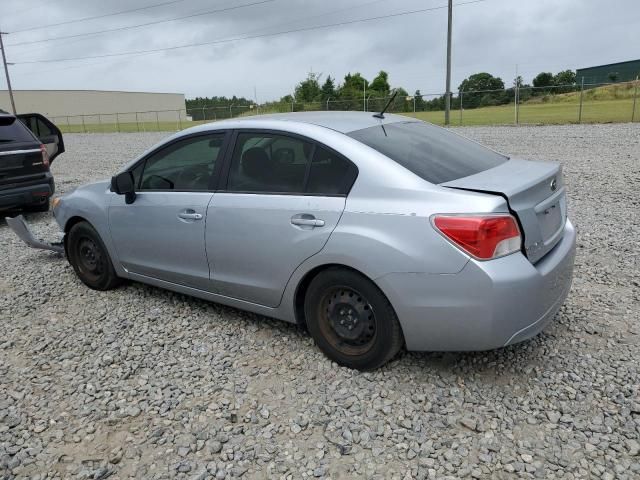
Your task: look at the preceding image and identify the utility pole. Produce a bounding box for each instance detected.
[253,85,259,115]
[444,0,453,125]
[363,79,366,112]
[578,77,584,123]
[632,76,638,123]
[515,64,519,125]
[0,29,17,114]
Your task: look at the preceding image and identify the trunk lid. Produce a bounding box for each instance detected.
[0,141,47,189]
[442,158,567,264]
[0,114,47,190]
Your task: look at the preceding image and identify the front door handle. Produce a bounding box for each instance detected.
[178,210,203,221]
[291,216,325,227]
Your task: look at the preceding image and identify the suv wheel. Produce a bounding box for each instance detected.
[304,268,404,370]
[67,221,121,290]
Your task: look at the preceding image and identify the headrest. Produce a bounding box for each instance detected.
[242,147,269,180]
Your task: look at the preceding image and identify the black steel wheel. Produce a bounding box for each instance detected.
[305,268,404,370]
[67,221,121,290]
[76,237,104,281]
[318,286,377,356]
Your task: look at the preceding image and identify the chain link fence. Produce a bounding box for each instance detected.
[50,79,639,133]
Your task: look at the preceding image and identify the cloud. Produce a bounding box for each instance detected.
[2,0,638,100]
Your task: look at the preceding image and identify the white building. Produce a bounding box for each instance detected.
[0,89,187,124]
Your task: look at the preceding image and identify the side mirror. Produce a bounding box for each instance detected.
[111,171,137,204]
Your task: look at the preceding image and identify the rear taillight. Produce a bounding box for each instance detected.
[40,144,50,169]
[433,214,521,260]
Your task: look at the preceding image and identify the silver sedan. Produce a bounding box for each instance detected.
[39,112,576,370]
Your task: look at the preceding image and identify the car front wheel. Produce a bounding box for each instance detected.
[304,268,404,370]
[67,221,121,291]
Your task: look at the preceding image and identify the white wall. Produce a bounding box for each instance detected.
[0,90,186,123]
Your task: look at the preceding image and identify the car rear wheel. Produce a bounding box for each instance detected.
[304,268,404,370]
[67,221,121,291]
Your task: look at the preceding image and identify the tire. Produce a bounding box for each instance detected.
[67,221,122,291]
[24,198,50,213]
[304,268,404,370]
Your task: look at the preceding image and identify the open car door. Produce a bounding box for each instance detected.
[17,113,65,163]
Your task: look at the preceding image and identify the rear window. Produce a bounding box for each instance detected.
[0,116,36,143]
[347,121,508,184]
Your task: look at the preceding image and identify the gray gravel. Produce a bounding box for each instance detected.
[1,123,639,479]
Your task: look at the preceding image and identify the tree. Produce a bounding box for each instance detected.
[459,72,505,92]
[510,75,533,102]
[321,75,336,100]
[294,71,322,103]
[513,75,524,88]
[532,72,554,88]
[392,87,410,112]
[369,70,391,95]
[553,69,577,93]
[608,72,619,83]
[185,95,252,120]
[553,70,576,86]
[414,89,426,111]
[458,73,505,109]
[337,73,369,110]
[340,72,369,94]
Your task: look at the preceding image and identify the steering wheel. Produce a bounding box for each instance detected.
[177,165,209,189]
[143,174,174,190]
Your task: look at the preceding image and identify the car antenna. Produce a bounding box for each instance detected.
[373,90,398,119]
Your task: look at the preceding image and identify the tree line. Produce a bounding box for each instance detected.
[186,68,579,116]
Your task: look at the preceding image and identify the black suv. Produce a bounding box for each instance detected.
[0,111,64,212]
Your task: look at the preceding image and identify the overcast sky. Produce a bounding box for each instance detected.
[1,0,638,101]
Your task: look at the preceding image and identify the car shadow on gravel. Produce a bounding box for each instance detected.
[121,280,555,382]
[396,328,562,386]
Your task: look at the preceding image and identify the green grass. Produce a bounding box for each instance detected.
[404,97,638,126]
[528,81,638,104]
[55,87,639,133]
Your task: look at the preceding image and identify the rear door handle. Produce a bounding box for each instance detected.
[291,217,325,227]
[178,210,203,221]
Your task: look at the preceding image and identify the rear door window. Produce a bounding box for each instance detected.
[226,132,358,196]
[227,133,312,194]
[348,121,507,184]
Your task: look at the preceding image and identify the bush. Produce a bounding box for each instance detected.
[479,94,501,107]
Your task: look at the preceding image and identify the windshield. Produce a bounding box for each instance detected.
[348,121,508,184]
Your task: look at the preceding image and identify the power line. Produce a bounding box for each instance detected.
[10,0,392,57]
[9,0,188,34]
[10,0,404,76]
[8,0,276,47]
[0,0,78,19]
[13,0,489,65]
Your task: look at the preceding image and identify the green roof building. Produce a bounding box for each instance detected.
[576,59,640,85]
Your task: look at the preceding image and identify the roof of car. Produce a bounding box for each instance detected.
[207,111,415,134]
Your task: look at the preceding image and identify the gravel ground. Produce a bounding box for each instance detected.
[1,124,639,480]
